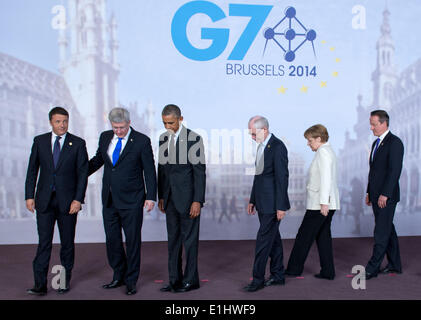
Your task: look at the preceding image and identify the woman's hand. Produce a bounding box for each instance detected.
[320,204,329,216]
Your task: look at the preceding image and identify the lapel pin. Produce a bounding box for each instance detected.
[268,144,271,148]
[69,142,72,146]
[130,138,133,142]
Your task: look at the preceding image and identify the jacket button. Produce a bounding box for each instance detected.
[112,169,115,172]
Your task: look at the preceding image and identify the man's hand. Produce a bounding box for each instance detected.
[365,194,371,206]
[378,195,388,209]
[277,210,286,221]
[247,203,256,215]
[158,199,165,213]
[320,204,329,216]
[69,200,81,214]
[190,202,201,218]
[144,200,155,212]
[26,199,35,213]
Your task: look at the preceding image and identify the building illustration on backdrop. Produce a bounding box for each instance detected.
[0,0,154,220]
[0,0,307,223]
[1,2,419,227]
[338,7,421,221]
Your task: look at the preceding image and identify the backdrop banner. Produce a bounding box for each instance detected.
[1,0,420,244]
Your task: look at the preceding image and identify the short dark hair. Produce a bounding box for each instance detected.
[162,104,181,118]
[370,109,389,126]
[49,106,69,120]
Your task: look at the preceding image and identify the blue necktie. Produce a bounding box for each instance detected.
[372,138,380,160]
[112,138,122,166]
[53,136,62,168]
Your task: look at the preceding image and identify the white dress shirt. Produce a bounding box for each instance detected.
[51,132,67,152]
[107,127,132,162]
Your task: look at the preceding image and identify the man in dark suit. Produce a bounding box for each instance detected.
[245,116,290,292]
[89,107,157,295]
[157,104,206,293]
[365,110,404,279]
[25,106,88,295]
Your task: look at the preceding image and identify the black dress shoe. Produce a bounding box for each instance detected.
[314,273,335,280]
[243,282,264,292]
[27,286,47,296]
[380,267,402,274]
[264,278,285,287]
[365,272,378,280]
[175,282,200,293]
[57,286,70,294]
[102,279,125,289]
[160,284,180,292]
[160,285,173,292]
[126,285,137,295]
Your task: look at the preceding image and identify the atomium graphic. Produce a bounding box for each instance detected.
[263,6,317,62]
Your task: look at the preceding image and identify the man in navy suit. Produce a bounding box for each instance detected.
[365,110,404,279]
[89,107,157,295]
[25,106,88,295]
[245,116,290,292]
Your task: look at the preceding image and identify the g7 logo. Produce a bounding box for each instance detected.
[171,1,272,61]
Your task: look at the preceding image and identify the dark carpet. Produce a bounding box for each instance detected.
[1,237,420,300]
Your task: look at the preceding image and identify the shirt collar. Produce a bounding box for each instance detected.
[113,127,131,141]
[260,133,272,147]
[52,131,67,141]
[378,129,389,142]
[174,125,183,140]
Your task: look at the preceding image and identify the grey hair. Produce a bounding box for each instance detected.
[109,107,130,123]
[249,115,269,130]
[162,104,181,118]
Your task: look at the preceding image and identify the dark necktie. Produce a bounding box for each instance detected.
[112,138,122,166]
[53,136,62,168]
[169,134,176,164]
[372,138,380,160]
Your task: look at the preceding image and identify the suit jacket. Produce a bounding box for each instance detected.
[250,134,290,214]
[306,142,340,210]
[158,126,206,214]
[88,128,157,209]
[367,131,404,204]
[25,132,89,213]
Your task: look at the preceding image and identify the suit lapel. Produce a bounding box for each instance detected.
[263,134,275,158]
[176,126,188,163]
[55,133,72,171]
[114,128,135,166]
[103,131,114,167]
[256,134,275,172]
[45,132,54,169]
[369,140,376,164]
[372,132,391,163]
